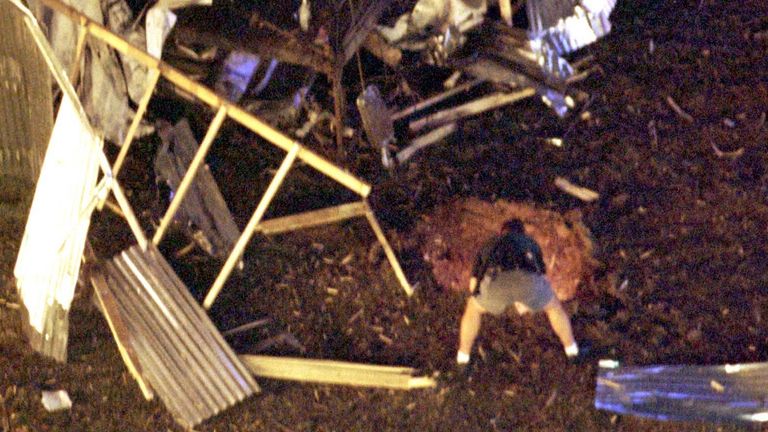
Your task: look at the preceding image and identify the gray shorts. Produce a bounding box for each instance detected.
[474,270,555,315]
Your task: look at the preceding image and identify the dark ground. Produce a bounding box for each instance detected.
[2,0,768,430]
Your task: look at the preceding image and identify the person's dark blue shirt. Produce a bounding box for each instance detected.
[472,232,546,280]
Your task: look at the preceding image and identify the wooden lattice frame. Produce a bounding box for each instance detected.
[16,0,413,308]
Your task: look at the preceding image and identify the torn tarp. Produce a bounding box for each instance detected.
[595,360,768,424]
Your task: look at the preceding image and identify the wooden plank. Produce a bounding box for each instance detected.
[255,201,368,235]
[239,355,435,390]
[173,16,333,76]
[409,88,536,133]
[396,123,457,165]
[363,203,412,296]
[391,79,483,121]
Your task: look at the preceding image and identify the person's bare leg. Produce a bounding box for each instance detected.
[543,297,578,357]
[458,297,485,363]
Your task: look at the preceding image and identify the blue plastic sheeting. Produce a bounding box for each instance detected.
[595,361,768,424]
[214,52,278,102]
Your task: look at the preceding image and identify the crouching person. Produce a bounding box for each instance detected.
[456,219,580,370]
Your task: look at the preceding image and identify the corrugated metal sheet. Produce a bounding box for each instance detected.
[14,93,102,362]
[0,0,53,185]
[98,244,259,428]
[595,361,768,424]
[154,119,240,260]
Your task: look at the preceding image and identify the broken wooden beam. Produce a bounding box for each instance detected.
[255,201,368,235]
[409,88,536,133]
[239,355,435,389]
[392,79,483,121]
[173,14,333,76]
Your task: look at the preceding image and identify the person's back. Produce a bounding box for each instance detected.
[489,231,545,275]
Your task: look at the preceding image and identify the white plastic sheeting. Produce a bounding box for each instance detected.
[14,92,103,335]
[377,0,487,49]
[527,0,617,55]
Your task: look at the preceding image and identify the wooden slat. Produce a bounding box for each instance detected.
[409,89,536,133]
[255,201,368,235]
[239,355,435,390]
[153,107,228,246]
[363,203,412,296]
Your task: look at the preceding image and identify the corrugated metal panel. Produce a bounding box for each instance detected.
[99,244,259,428]
[0,0,53,184]
[595,361,768,424]
[154,119,241,260]
[14,93,102,362]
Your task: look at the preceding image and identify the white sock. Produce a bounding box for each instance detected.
[456,351,470,364]
[565,342,579,357]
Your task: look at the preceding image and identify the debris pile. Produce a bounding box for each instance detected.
[417,197,597,300]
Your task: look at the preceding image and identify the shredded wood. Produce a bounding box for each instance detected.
[554,177,600,202]
[665,95,694,123]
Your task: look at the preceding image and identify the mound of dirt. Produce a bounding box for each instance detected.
[416,198,597,300]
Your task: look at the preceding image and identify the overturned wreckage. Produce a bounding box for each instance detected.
[6,0,430,428]
[364,0,617,167]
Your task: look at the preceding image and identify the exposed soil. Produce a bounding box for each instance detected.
[2,0,768,431]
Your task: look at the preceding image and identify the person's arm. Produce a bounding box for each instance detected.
[471,240,493,280]
[531,242,546,274]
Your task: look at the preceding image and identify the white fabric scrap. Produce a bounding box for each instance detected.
[146,6,177,59]
[41,390,73,412]
[377,0,487,48]
[14,93,103,334]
